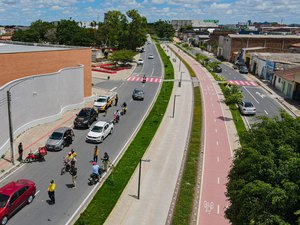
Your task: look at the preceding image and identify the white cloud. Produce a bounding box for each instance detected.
[51,5,61,10]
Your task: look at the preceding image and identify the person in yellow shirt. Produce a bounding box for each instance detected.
[93,145,99,163]
[48,180,56,204]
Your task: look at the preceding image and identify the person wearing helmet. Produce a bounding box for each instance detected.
[91,161,101,181]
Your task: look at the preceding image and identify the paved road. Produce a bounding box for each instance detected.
[173,44,232,225]
[0,41,163,225]
[189,47,284,126]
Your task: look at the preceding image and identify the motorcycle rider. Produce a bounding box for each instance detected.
[142,74,146,83]
[91,161,101,182]
[70,149,77,167]
[122,102,127,115]
[114,110,120,123]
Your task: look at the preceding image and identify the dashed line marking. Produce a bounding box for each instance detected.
[215,129,218,133]
[217,205,220,214]
[216,141,219,146]
[217,177,220,184]
[217,157,219,162]
[264,110,269,115]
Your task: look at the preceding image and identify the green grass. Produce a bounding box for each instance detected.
[171,87,202,225]
[75,44,174,225]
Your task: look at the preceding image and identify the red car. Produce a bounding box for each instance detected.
[0,179,36,225]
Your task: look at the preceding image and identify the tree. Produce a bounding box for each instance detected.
[152,20,175,40]
[222,84,243,105]
[56,19,81,45]
[44,28,58,44]
[109,50,135,64]
[226,112,300,225]
[30,20,54,41]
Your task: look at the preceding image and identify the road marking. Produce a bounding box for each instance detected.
[203,201,214,214]
[264,110,269,115]
[35,190,40,196]
[217,177,220,184]
[216,141,219,146]
[244,116,252,129]
[217,157,219,162]
[256,91,265,98]
[243,87,260,104]
[214,119,216,122]
[213,110,215,114]
[110,87,117,92]
[215,129,218,133]
[217,205,220,214]
[129,99,133,103]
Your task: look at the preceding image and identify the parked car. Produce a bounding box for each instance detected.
[148,54,154,59]
[86,121,114,143]
[137,58,144,65]
[0,179,36,225]
[46,127,74,151]
[74,107,98,129]
[132,88,145,100]
[239,101,256,115]
[239,65,248,74]
[213,66,222,73]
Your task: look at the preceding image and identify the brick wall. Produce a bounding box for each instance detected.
[0,48,92,97]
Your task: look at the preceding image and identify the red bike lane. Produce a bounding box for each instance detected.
[174,46,232,225]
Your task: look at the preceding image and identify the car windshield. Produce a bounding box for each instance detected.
[138,59,143,61]
[0,194,9,208]
[50,132,63,140]
[244,102,254,107]
[78,110,89,117]
[96,98,106,103]
[91,126,103,133]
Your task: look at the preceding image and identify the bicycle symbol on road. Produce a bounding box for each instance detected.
[203,200,214,214]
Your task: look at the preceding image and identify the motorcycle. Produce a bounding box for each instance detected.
[24,147,47,163]
[61,161,71,175]
[120,107,127,115]
[113,114,119,124]
[142,76,146,83]
[88,173,101,185]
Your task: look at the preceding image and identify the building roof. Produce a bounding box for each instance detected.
[274,66,300,81]
[243,47,267,51]
[253,52,300,63]
[192,20,218,28]
[0,42,87,54]
[228,34,300,39]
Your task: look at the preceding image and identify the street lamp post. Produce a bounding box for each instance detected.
[137,158,150,200]
[6,78,33,165]
[172,95,180,118]
[179,72,184,87]
[179,59,181,72]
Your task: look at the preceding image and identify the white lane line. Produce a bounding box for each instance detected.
[213,110,215,114]
[215,129,218,133]
[216,141,219,146]
[217,205,220,214]
[35,190,40,196]
[217,157,220,162]
[243,86,260,104]
[110,87,117,92]
[129,99,133,103]
[214,119,217,122]
[217,177,220,184]
[244,116,252,129]
[264,110,269,115]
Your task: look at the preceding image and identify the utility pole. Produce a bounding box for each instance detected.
[7,90,15,165]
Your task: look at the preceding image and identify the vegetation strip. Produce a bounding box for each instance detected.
[75,43,174,225]
[171,86,202,225]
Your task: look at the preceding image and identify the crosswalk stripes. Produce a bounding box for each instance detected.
[127,76,162,83]
[228,80,258,87]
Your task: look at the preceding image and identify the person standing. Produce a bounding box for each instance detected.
[93,145,99,163]
[48,180,56,204]
[18,142,23,161]
[114,94,118,106]
[70,167,78,188]
[101,152,110,171]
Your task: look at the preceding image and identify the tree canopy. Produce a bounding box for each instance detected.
[226,112,300,225]
[109,50,135,64]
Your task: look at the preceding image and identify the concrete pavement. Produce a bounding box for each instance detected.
[104,44,194,225]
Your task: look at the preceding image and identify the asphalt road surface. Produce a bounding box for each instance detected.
[189,48,284,126]
[0,40,163,225]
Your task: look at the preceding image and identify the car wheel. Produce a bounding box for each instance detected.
[60,144,64,151]
[24,158,30,163]
[100,137,104,143]
[27,195,34,204]
[110,128,113,135]
[1,216,8,225]
[87,123,90,128]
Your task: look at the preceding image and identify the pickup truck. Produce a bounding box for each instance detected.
[86,121,114,143]
[94,93,116,112]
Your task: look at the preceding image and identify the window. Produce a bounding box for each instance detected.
[278,78,281,83]
[18,186,28,196]
[10,192,18,204]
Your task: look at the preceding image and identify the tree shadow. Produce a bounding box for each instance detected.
[217,116,233,121]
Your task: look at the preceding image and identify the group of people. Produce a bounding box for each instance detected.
[113,102,127,123]
[48,146,111,204]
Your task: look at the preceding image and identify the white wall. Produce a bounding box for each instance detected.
[0,65,85,156]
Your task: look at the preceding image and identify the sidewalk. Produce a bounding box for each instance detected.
[0,63,137,180]
[104,44,194,225]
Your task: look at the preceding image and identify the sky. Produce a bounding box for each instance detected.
[0,0,300,26]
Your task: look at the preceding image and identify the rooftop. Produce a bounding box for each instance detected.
[274,66,300,81]
[228,34,300,39]
[0,42,88,54]
[253,52,300,63]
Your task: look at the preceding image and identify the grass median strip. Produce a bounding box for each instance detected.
[75,43,174,225]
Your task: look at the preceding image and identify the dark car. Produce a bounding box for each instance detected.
[239,65,248,74]
[46,127,74,151]
[74,107,98,129]
[0,179,36,225]
[132,89,145,100]
[213,66,222,73]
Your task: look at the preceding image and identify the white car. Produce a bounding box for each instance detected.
[148,54,154,59]
[137,58,144,65]
[238,101,256,115]
[86,121,114,143]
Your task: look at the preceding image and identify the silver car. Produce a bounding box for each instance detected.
[132,88,144,100]
[239,101,256,115]
[45,127,74,151]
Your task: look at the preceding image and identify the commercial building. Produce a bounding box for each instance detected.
[171,20,219,31]
[0,42,92,155]
[217,34,300,61]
